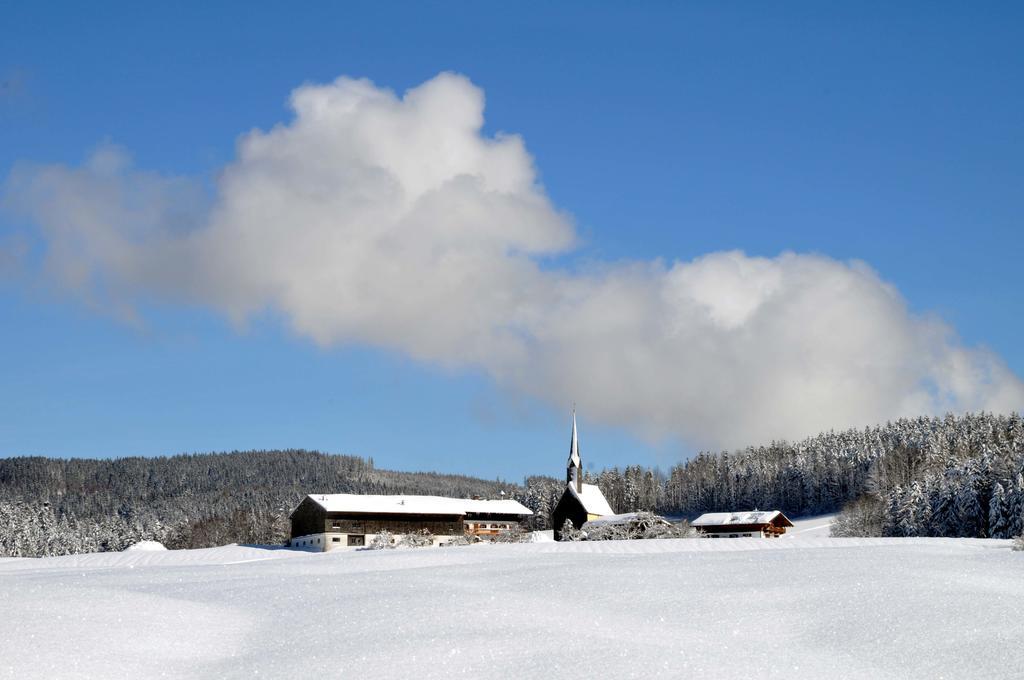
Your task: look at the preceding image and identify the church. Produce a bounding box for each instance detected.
[552,411,615,540]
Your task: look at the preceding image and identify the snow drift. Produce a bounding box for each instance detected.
[0,536,1021,679]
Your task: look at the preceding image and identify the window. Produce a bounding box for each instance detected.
[332,537,340,543]
[348,535,365,547]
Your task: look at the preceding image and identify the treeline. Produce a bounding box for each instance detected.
[832,445,1024,539]
[0,449,517,557]
[573,412,1024,539]
[4,413,1023,556]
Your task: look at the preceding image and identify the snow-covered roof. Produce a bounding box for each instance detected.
[303,494,532,517]
[691,510,793,527]
[568,483,615,516]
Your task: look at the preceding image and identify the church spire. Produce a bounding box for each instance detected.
[567,408,582,492]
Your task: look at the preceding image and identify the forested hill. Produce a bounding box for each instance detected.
[0,449,518,554]
[4,412,1024,557]
[580,411,1024,540]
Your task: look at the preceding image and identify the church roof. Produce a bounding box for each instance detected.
[567,482,615,516]
[691,510,793,527]
[303,494,532,517]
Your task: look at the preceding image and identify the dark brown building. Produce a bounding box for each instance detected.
[289,494,532,550]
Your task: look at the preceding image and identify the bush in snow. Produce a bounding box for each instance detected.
[583,521,632,541]
[367,531,396,550]
[1013,535,1024,552]
[440,535,473,547]
[582,512,694,541]
[124,541,168,552]
[559,519,585,542]
[644,519,700,539]
[398,529,434,548]
[492,527,531,543]
[831,495,886,537]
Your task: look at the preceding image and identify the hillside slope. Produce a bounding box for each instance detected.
[0,450,521,553]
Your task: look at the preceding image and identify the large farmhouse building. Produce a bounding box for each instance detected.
[552,411,615,540]
[289,493,532,550]
[691,510,794,538]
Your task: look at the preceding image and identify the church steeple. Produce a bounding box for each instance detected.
[566,408,582,492]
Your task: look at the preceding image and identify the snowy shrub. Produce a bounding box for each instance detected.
[440,535,473,547]
[582,512,691,541]
[831,495,885,537]
[367,531,396,550]
[645,519,700,539]
[559,519,585,542]
[124,541,168,552]
[492,527,531,543]
[368,530,434,550]
[1013,535,1024,552]
[583,521,632,541]
[398,529,434,548]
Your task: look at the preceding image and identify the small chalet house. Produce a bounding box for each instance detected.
[553,411,615,540]
[691,510,794,538]
[289,493,532,550]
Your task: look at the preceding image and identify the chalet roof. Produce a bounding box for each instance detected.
[567,483,615,517]
[304,494,533,517]
[691,510,794,527]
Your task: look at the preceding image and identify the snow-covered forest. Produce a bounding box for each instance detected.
[0,450,515,556]
[2,412,1023,556]
[523,412,1024,539]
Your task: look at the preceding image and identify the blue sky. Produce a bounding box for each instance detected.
[1,3,1022,481]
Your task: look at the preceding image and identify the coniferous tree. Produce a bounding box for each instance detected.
[989,482,1010,539]
[1008,474,1024,538]
[954,478,985,538]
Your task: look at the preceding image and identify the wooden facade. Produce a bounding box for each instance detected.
[699,522,787,537]
[289,495,530,550]
[464,512,520,537]
[692,511,794,538]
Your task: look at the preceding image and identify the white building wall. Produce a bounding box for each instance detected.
[290,532,460,551]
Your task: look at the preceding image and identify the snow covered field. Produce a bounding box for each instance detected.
[783,513,836,538]
[1,536,1021,679]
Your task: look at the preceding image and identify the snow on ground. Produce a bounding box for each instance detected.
[1,537,1021,679]
[783,513,837,538]
[123,540,168,552]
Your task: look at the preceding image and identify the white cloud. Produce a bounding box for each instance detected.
[4,72,1022,450]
